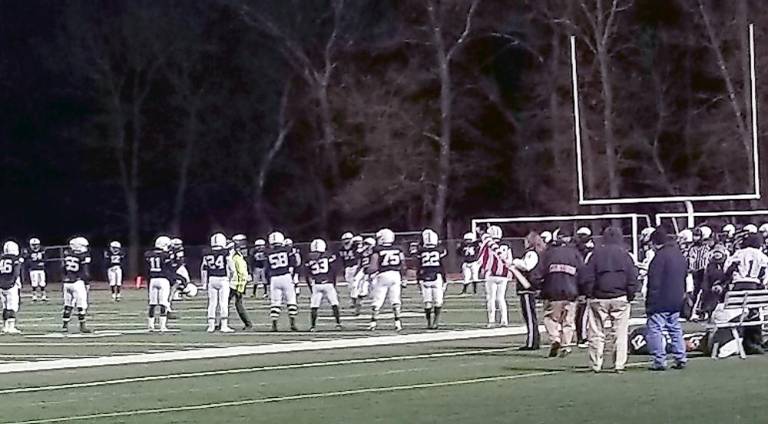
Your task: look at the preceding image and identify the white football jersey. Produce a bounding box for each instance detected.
[724,247,768,284]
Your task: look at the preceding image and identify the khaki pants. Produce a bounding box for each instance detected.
[588,296,630,371]
[543,300,576,346]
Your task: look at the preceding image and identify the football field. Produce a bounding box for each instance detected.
[0,284,765,424]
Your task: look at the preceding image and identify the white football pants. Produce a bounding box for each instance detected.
[148,278,171,307]
[485,276,509,325]
[421,275,444,307]
[1,287,19,312]
[310,283,339,308]
[207,276,230,319]
[108,266,122,287]
[63,281,88,310]
[270,274,296,306]
[30,270,46,288]
[371,271,402,310]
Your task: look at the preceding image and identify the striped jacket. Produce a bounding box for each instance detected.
[478,235,513,278]
[686,244,710,272]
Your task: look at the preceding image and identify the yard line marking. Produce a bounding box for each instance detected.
[0,317,650,374]
[5,371,559,424]
[0,347,514,394]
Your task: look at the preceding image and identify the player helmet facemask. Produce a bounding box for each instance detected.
[109,241,121,253]
[29,238,41,250]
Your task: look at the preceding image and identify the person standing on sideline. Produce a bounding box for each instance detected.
[539,231,583,358]
[645,227,688,371]
[580,226,638,373]
[512,232,546,350]
[229,235,253,330]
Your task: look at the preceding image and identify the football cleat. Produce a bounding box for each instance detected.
[368,321,377,331]
[394,320,403,332]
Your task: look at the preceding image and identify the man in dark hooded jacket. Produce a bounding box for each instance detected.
[580,226,638,373]
[646,227,688,371]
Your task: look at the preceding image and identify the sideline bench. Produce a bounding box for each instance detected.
[708,289,768,359]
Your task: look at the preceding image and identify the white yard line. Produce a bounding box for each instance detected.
[0,347,514,394]
[0,318,649,374]
[5,371,560,424]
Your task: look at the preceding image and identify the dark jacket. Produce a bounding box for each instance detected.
[580,229,638,300]
[539,245,583,301]
[645,242,687,314]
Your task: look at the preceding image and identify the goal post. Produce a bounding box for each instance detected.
[471,213,652,259]
[655,210,768,233]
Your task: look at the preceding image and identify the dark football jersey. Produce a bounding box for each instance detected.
[458,241,479,263]
[0,253,21,289]
[375,245,404,273]
[306,252,337,284]
[105,250,125,268]
[62,249,89,282]
[418,246,445,282]
[250,248,266,269]
[338,244,359,268]
[23,248,45,271]
[360,248,374,275]
[201,248,229,278]
[290,247,302,268]
[171,248,185,270]
[265,246,292,277]
[145,249,173,279]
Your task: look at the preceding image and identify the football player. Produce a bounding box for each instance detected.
[229,235,253,330]
[306,238,342,331]
[250,239,267,298]
[145,236,175,332]
[354,237,376,316]
[285,238,302,298]
[720,223,737,253]
[0,241,22,333]
[61,237,91,333]
[265,231,299,331]
[458,232,480,295]
[368,228,405,331]
[24,238,46,302]
[202,233,234,333]
[338,233,360,307]
[105,241,125,302]
[168,238,189,314]
[417,229,446,329]
[481,226,513,329]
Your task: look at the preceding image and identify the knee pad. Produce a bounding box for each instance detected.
[269,306,281,319]
[287,304,298,316]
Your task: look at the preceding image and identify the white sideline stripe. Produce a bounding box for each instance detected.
[0,347,513,394]
[0,317,649,374]
[6,371,559,424]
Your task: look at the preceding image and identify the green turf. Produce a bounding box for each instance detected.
[0,284,757,424]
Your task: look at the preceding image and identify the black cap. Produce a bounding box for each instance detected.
[650,226,668,246]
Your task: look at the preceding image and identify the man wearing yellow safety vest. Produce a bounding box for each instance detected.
[230,235,253,330]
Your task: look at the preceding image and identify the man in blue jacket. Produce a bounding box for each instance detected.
[646,227,688,371]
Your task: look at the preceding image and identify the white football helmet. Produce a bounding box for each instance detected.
[487,225,503,240]
[640,227,656,244]
[268,231,285,246]
[155,236,172,251]
[210,233,226,249]
[541,231,553,244]
[760,223,768,236]
[722,224,736,238]
[3,241,19,256]
[576,227,592,237]
[376,228,395,246]
[363,237,376,247]
[182,283,199,298]
[422,229,439,247]
[29,238,40,248]
[310,239,327,253]
[744,224,758,234]
[341,232,354,247]
[73,236,89,248]
[254,238,266,248]
[678,229,693,244]
[284,238,293,247]
[109,241,121,251]
[463,232,476,242]
[699,226,713,240]
[68,237,86,253]
[171,238,183,248]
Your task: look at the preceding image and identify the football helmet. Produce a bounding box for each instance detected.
[310,239,327,253]
[155,236,172,251]
[268,232,285,246]
[109,241,121,252]
[351,235,363,244]
[678,229,693,244]
[541,231,553,244]
[171,238,183,249]
[376,228,395,246]
[576,227,592,237]
[722,224,736,238]
[640,227,656,244]
[70,237,89,253]
[29,238,41,249]
[182,283,199,298]
[744,224,758,234]
[363,237,376,247]
[209,233,226,249]
[463,232,476,242]
[487,225,503,240]
[254,238,266,248]
[422,229,438,247]
[699,226,713,240]
[760,223,768,236]
[341,232,354,247]
[3,241,19,256]
[284,238,294,247]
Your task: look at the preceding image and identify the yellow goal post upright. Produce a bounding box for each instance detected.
[471,213,652,260]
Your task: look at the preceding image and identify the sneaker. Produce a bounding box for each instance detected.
[148,324,156,332]
[221,326,235,333]
[159,326,169,333]
[41,296,48,302]
[548,342,561,358]
[559,347,572,358]
[309,327,316,332]
[243,324,253,331]
[615,368,625,374]
[206,325,215,333]
[672,362,687,370]
[6,327,21,335]
[486,323,495,329]
[335,323,343,330]
[79,324,92,334]
[368,322,377,331]
[577,342,588,349]
[32,296,38,302]
[394,320,403,332]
